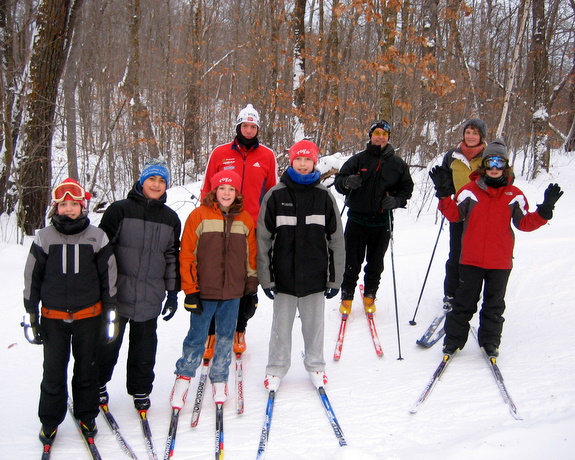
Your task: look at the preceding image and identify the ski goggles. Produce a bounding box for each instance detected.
[482,156,508,170]
[52,181,87,203]
[371,128,390,137]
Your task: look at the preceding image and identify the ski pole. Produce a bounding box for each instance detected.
[409,215,445,325]
[340,188,353,217]
[388,210,403,360]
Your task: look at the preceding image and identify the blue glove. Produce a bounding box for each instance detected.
[162,291,178,321]
[184,292,203,315]
[324,288,339,299]
[263,287,277,300]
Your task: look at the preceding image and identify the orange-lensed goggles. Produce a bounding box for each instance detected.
[52,182,87,203]
[371,128,390,137]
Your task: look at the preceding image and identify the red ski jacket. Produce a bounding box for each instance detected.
[438,175,548,270]
[201,139,277,226]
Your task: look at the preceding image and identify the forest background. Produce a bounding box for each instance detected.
[0,0,574,239]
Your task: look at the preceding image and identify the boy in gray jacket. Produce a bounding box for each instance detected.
[98,158,181,411]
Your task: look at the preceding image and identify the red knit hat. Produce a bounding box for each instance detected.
[210,170,242,192]
[289,140,319,165]
[51,178,91,208]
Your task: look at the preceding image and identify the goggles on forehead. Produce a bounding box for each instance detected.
[52,182,87,203]
[483,156,508,170]
[371,128,390,137]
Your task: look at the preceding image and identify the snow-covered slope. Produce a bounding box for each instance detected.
[1,152,574,459]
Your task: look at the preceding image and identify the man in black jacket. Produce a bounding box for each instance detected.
[334,120,414,314]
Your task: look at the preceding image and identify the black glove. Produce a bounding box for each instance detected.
[105,307,119,343]
[429,165,455,198]
[242,292,258,320]
[162,290,178,321]
[537,183,563,220]
[21,312,44,345]
[324,288,339,299]
[263,287,277,300]
[381,196,398,210]
[345,175,362,190]
[184,292,203,314]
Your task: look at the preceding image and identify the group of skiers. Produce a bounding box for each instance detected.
[22,107,563,451]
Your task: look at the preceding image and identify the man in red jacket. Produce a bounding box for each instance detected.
[200,104,278,353]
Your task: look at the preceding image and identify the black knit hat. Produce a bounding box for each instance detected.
[463,118,487,141]
[369,120,391,138]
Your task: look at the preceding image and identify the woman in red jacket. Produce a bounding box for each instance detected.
[429,139,563,357]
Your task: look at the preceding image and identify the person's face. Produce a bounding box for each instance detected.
[240,122,258,140]
[464,127,481,148]
[483,156,507,179]
[142,175,167,200]
[370,128,389,148]
[292,156,314,175]
[486,166,504,178]
[216,184,237,210]
[57,200,82,219]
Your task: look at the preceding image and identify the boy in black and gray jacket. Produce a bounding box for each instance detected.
[23,178,117,446]
[257,140,344,391]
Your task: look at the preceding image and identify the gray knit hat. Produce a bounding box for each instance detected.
[482,138,508,159]
[463,118,487,141]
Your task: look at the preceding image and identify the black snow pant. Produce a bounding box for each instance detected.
[340,219,390,299]
[99,315,158,396]
[444,264,511,350]
[443,221,464,301]
[39,315,101,430]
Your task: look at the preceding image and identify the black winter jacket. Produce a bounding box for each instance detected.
[334,143,414,224]
[23,215,117,314]
[100,182,181,321]
[257,171,344,297]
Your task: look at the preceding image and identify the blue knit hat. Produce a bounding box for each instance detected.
[139,158,170,188]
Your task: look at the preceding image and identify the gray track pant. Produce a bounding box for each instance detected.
[266,291,326,378]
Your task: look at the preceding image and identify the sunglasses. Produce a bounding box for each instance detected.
[52,182,87,203]
[371,129,390,137]
[483,156,508,170]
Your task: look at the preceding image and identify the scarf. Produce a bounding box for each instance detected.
[287,167,321,185]
[459,141,484,161]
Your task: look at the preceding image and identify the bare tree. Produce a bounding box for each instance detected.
[16,0,83,235]
[530,0,551,177]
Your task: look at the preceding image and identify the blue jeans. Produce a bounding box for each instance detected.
[175,299,240,383]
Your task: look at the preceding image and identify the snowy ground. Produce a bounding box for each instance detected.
[1,151,574,459]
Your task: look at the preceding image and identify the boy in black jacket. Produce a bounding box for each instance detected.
[257,140,344,390]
